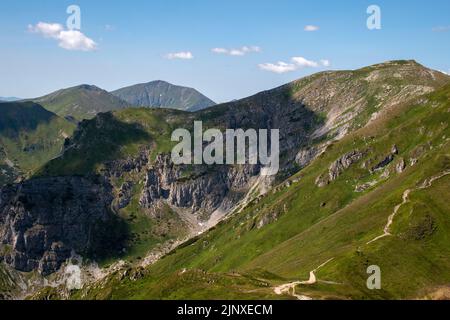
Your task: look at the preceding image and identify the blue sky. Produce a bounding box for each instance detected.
[1,0,449,102]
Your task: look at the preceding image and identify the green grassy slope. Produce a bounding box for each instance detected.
[112,80,216,112]
[36,107,191,177]
[0,102,75,185]
[31,85,129,121]
[71,83,450,300]
[0,264,18,300]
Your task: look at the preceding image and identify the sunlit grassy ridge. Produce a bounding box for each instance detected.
[71,83,450,300]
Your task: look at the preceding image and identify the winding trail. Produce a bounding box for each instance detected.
[367,170,450,245]
[273,258,334,300]
[367,189,410,244]
[273,170,450,299]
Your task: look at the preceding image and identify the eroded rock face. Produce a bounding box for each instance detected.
[118,181,133,209]
[139,155,260,215]
[371,154,395,172]
[316,150,366,187]
[295,147,319,169]
[328,150,366,181]
[396,158,406,173]
[0,176,124,276]
[104,150,149,177]
[370,145,399,173]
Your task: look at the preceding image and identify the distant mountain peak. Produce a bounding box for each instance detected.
[30,85,128,121]
[0,96,21,102]
[73,84,102,90]
[111,80,216,112]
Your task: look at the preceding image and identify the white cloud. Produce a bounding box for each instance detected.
[211,46,261,56]
[229,49,246,56]
[28,22,63,38]
[320,59,331,67]
[165,51,194,60]
[28,22,97,51]
[291,56,319,68]
[304,25,319,32]
[259,56,331,74]
[212,48,228,54]
[258,62,298,74]
[242,46,261,53]
[58,30,97,51]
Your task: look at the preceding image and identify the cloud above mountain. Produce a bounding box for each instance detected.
[211,46,261,56]
[304,25,319,31]
[259,56,330,74]
[28,22,97,51]
[258,61,298,74]
[165,51,194,60]
[321,59,331,67]
[291,56,319,68]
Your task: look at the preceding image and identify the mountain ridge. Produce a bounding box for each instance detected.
[66,82,450,300]
[1,60,449,300]
[111,80,216,112]
[28,84,129,121]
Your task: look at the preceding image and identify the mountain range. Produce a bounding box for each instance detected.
[18,81,216,122]
[0,60,449,300]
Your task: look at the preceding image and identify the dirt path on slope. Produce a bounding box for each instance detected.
[366,189,411,244]
[273,258,334,300]
[367,170,450,245]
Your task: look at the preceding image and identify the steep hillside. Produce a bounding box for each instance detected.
[112,80,216,111]
[68,81,450,300]
[0,102,75,185]
[1,60,449,299]
[30,85,129,121]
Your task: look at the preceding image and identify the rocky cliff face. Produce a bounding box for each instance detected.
[0,176,125,276]
[139,154,260,215]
